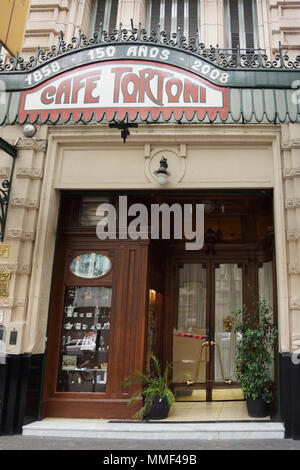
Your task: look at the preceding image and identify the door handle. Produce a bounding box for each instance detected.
[186,340,232,385]
[186,341,209,385]
[211,340,232,385]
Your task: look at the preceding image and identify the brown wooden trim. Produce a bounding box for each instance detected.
[42,235,149,419]
[166,248,277,402]
[42,397,141,419]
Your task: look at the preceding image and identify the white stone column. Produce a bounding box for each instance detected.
[0,125,48,355]
[117,0,147,30]
[201,0,225,47]
[281,123,300,353]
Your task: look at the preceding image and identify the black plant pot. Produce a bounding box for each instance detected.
[246,397,270,418]
[145,396,169,420]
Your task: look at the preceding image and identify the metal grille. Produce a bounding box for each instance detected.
[148,0,200,40]
[93,0,118,32]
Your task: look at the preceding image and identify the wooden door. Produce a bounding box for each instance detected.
[42,235,150,419]
[168,254,276,402]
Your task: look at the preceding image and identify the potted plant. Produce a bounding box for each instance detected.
[122,355,175,420]
[232,294,278,418]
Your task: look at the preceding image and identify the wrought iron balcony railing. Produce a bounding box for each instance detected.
[0,23,299,73]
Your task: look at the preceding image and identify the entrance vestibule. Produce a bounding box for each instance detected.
[42,190,277,420]
[146,190,277,411]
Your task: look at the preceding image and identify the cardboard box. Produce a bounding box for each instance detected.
[173,328,208,383]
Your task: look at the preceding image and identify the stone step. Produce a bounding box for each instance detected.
[22,419,285,440]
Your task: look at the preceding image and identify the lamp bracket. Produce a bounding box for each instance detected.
[109,121,138,143]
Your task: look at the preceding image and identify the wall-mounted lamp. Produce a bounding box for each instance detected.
[154,157,170,185]
[23,124,36,138]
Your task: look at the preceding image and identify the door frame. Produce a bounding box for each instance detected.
[42,230,150,419]
[163,242,277,402]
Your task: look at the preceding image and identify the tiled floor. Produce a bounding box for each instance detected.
[163,401,270,421]
[38,401,269,423]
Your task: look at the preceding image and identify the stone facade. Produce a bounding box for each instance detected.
[20,1,300,59]
[0,0,300,437]
[2,0,297,355]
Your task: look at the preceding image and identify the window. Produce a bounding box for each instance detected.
[225,0,259,50]
[146,0,201,42]
[57,285,112,393]
[90,0,119,33]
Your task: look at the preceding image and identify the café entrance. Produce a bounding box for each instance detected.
[42,189,277,419]
[147,190,277,405]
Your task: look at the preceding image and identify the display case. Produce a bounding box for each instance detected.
[57,285,112,393]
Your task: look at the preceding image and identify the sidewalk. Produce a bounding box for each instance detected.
[0,435,300,450]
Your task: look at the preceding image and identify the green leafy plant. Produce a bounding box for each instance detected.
[232,293,278,404]
[122,355,175,418]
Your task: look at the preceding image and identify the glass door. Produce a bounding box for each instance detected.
[211,263,243,400]
[173,263,208,401]
[173,261,244,401]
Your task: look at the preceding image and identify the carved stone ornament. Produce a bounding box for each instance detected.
[292,334,300,351]
[285,198,300,209]
[10,197,39,209]
[0,297,27,308]
[287,230,300,241]
[0,263,31,275]
[0,168,10,178]
[7,138,47,152]
[16,168,44,179]
[282,167,300,179]
[145,147,186,185]
[6,229,36,241]
[289,263,300,274]
[281,140,300,150]
[290,297,300,310]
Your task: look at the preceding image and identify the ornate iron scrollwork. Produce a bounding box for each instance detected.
[0,138,17,242]
[0,23,299,73]
[0,179,11,242]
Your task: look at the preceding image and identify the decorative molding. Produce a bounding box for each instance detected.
[290,297,300,310]
[281,140,300,151]
[289,263,300,274]
[0,167,10,178]
[285,198,300,209]
[287,230,300,241]
[16,168,44,179]
[0,263,32,275]
[292,334,300,351]
[145,147,186,185]
[144,144,151,158]
[7,138,48,152]
[10,197,39,209]
[6,229,36,241]
[0,297,28,308]
[282,167,300,179]
[179,144,187,158]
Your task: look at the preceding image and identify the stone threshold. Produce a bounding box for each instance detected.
[23,419,285,440]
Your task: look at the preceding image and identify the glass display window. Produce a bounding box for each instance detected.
[70,253,111,279]
[57,285,112,392]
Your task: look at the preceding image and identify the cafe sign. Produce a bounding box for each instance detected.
[1,33,300,125]
[18,60,228,123]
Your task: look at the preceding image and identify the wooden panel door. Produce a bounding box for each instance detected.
[42,236,149,419]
